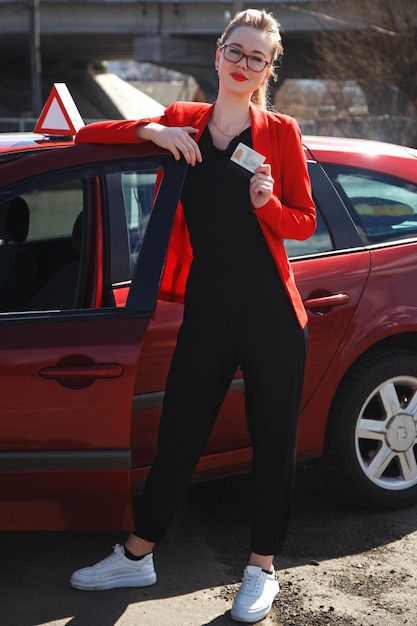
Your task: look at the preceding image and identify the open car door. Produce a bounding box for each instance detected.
[0,148,187,531]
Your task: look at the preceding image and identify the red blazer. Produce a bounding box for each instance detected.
[76,102,316,327]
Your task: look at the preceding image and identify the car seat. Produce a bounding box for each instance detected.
[0,196,36,311]
[26,212,83,311]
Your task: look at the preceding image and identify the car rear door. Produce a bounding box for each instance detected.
[288,162,371,410]
[0,148,187,530]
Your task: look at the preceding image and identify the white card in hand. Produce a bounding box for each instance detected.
[230,142,265,173]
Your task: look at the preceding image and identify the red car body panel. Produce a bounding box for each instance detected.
[1,317,149,451]
[304,136,417,178]
[0,471,134,531]
[0,314,152,530]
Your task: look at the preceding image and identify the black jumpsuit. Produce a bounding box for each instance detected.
[134,126,307,555]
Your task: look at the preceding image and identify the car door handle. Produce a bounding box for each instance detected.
[38,356,123,389]
[39,363,123,380]
[303,292,350,314]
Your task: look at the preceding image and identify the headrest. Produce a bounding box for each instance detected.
[0,197,30,244]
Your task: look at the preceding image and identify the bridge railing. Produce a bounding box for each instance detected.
[0,117,100,134]
[304,114,413,147]
[0,118,38,133]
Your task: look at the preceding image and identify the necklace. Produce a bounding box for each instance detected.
[211,112,250,138]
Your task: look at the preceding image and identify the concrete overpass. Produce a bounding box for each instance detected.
[0,0,414,119]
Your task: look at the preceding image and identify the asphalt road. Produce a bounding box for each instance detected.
[2,463,417,626]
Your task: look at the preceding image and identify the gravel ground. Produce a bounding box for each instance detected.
[189,462,417,626]
[2,462,417,626]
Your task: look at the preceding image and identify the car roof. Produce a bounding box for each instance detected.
[0,133,72,148]
[303,135,417,181]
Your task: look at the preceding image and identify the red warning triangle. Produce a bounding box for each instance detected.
[34,83,85,136]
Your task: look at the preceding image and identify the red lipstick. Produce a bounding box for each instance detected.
[230,72,248,82]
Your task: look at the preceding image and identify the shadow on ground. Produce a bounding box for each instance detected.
[1,462,416,626]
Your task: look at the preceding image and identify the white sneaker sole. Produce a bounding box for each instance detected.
[70,571,157,591]
[231,588,278,623]
[231,601,274,623]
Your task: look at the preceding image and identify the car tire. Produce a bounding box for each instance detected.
[317,349,417,510]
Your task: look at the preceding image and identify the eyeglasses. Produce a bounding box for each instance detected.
[219,44,271,73]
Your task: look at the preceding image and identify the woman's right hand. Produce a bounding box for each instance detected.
[136,122,202,166]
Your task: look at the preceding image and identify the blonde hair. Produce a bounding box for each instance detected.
[217,9,283,109]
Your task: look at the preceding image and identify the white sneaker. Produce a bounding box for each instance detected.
[70,544,157,591]
[231,565,279,623]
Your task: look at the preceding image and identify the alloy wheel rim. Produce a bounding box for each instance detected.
[355,375,417,491]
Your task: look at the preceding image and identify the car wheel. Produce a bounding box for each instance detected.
[318,349,417,510]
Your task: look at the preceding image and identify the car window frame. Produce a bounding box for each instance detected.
[0,150,188,320]
[285,161,364,263]
[322,163,417,246]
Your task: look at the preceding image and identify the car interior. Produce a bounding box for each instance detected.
[0,191,83,313]
[25,210,84,311]
[0,196,36,312]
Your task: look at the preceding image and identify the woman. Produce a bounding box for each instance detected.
[70,8,316,623]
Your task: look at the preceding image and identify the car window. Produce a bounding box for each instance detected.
[22,180,84,241]
[0,179,86,314]
[284,207,333,258]
[323,165,417,243]
[120,170,157,266]
[0,151,179,315]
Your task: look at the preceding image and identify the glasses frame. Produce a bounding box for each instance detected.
[219,44,271,73]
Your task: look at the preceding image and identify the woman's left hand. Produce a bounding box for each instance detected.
[249,163,274,209]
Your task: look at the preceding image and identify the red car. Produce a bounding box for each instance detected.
[1,90,417,530]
